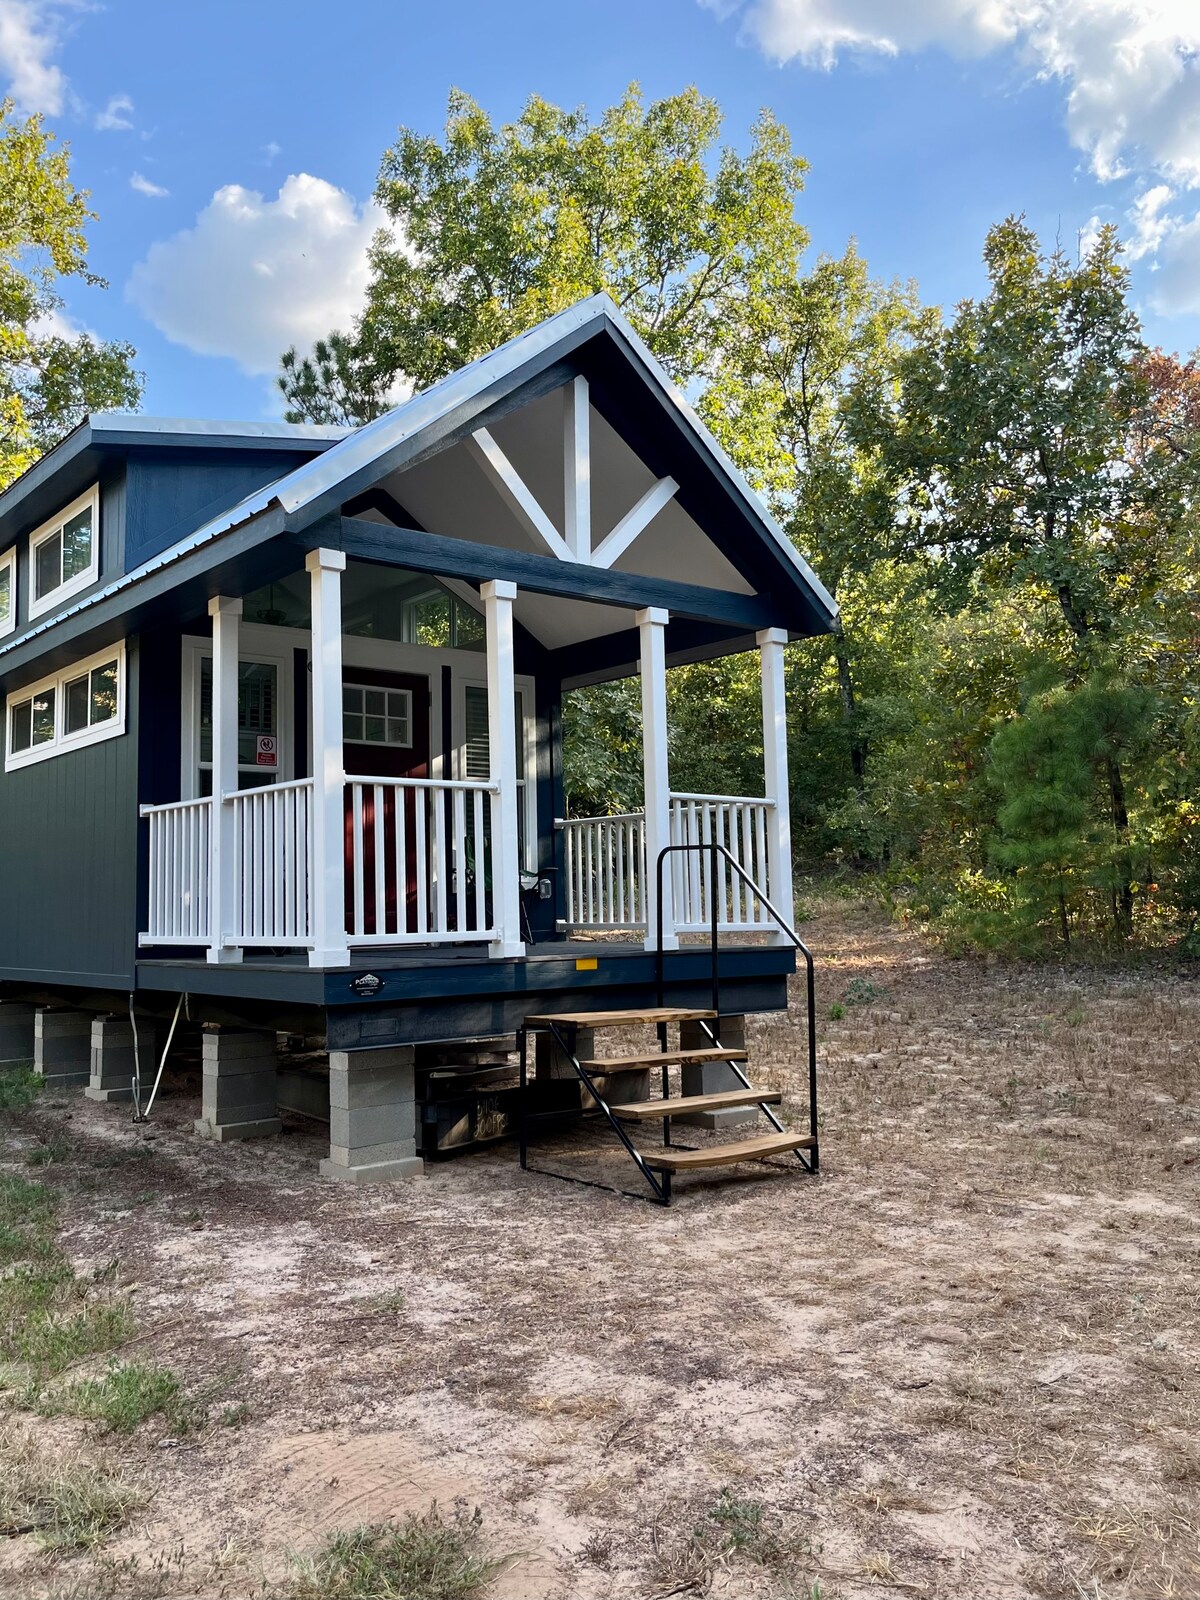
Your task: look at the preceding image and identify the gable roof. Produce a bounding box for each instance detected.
[0,294,837,674]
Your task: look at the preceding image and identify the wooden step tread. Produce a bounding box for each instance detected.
[644,1132,814,1172]
[612,1089,782,1121]
[579,1048,748,1072]
[524,1008,716,1029]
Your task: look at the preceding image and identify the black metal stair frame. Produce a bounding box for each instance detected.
[514,843,820,1207]
[655,840,819,1177]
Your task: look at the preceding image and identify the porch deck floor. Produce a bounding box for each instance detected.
[134,937,795,1046]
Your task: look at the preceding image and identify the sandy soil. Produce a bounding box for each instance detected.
[3,893,1199,1599]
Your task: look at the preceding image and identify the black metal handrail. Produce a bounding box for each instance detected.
[654,843,819,1161]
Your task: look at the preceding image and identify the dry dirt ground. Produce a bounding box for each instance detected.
[3,894,1200,1599]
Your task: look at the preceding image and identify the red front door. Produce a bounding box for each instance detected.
[342,669,431,937]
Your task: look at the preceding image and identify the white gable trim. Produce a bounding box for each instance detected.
[464,428,573,563]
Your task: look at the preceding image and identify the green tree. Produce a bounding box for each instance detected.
[279,84,808,421]
[700,242,928,842]
[0,101,141,486]
[872,218,1198,937]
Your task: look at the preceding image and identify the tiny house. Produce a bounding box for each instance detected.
[0,295,836,1186]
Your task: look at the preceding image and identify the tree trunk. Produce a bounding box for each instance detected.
[1105,754,1135,940]
[1058,881,1070,947]
[833,624,867,792]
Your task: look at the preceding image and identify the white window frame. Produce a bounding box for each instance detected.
[343,681,414,749]
[181,630,294,799]
[28,485,101,620]
[0,545,15,639]
[5,640,126,772]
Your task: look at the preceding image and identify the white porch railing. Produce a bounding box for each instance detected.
[562,812,647,930]
[140,796,213,946]
[561,792,775,934]
[229,778,313,947]
[668,792,774,933]
[345,776,498,945]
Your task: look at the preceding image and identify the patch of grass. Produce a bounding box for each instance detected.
[221,1400,251,1428]
[0,1262,135,1379]
[828,1002,846,1021]
[843,977,885,1006]
[26,1133,73,1167]
[281,1503,509,1600]
[698,1487,788,1565]
[0,1173,135,1383]
[0,1171,58,1264]
[39,1361,188,1435]
[0,1063,41,1115]
[0,1423,143,1550]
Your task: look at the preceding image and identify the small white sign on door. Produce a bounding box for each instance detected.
[256,735,278,768]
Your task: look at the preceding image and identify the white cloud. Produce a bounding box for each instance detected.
[1150,208,1200,314]
[262,140,282,164]
[0,0,67,114]
[705,2,1200,186]
[1125,182,1174,258]
[96,92,133,131]
[130,170,168,198]
[126,173,384,376]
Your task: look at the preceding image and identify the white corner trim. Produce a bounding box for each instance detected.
[27,484,101,621]
[0,545,14,639]
[563,374,591,563]
[5,639,126,773]
[466,428,574,563]
[591,476,678,570]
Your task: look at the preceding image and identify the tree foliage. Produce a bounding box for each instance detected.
[279,84,807,422]
[0,101,141,487]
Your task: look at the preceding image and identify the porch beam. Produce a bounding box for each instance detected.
[307,548,350,968]
[758,627,795,939]
[466,428,574,563]
[591,475,678,570]
[207,596,242,965]
[638,606,677,953]
[563,374,591,562]
[483,579,525,960]
[310,519,782,631]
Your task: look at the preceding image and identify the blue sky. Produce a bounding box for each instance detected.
[7,0,1200,421]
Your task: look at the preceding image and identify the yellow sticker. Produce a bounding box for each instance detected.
[575,957,598,971]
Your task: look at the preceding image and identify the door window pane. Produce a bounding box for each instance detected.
[0,563,10,628]
[343,684,411,747]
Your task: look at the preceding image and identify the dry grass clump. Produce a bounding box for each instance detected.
[279,1501,511,1599]
[0,1422,143,1549]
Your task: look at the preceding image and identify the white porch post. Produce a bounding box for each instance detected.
[307,548,350,968]
[758,627,795,937]
[207,596,242,964]
[638,606,676,952]
[483,579,525,959]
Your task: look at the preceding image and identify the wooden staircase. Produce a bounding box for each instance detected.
[518,1007,817,1205]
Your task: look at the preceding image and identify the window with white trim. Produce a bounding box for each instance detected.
[0,546,14,638]
[343,683,412,747]
[6,642,125,770]
[29,487,99,619]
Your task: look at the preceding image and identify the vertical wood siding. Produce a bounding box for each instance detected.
[0,641,140,985]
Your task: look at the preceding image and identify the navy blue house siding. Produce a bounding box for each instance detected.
[0,640,140,988]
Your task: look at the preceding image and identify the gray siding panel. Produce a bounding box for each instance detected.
[0,639,139,987]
